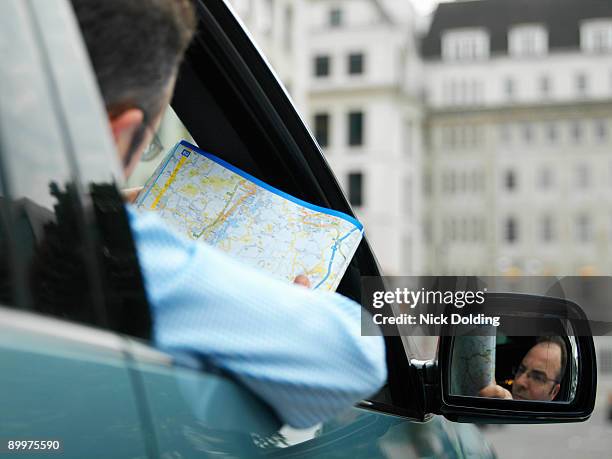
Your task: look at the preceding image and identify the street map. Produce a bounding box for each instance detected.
[136,141,363,291]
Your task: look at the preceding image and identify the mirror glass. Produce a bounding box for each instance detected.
[450,328,578,403]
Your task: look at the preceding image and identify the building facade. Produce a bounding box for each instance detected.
[229,0,612,388]
[231,0,425,276]
[421,0,612,277]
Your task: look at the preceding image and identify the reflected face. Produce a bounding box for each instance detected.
[512,342,561,401]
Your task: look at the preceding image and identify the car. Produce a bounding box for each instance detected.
[0,1,597,458]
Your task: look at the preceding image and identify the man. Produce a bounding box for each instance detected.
[479,336,566,401]
[70,0,386,428]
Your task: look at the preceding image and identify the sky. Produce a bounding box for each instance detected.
[412,0,451,17]
[411,0,454,31]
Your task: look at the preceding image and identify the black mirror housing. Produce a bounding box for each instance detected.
[435,293,597,423]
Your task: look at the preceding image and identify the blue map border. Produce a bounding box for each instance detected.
[141,140,364,231]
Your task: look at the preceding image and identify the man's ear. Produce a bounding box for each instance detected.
[551,383,560,400]
[109,108,144,161]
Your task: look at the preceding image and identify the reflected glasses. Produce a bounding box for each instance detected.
[513,364,559,385]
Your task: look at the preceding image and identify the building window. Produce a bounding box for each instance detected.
[423,218,432,244]
[471,217,481,242]
[570,121,583,143]
[348,53,364,75]
[403,236,413,273]
[313,113,330,148]
[576,214,592,242]
[459,217,468,242]
[459,171,467,194]
[545,122,558,143]
[313,55,330,77]
[504,78,515,100]
[576,73,588,97]
[505,217,518,243]
[499,124,511,144]
[575,164,591,189]
[504,170,517,191]
[537,167,553,190]
[595,119,608,141]
[471,169,484,192]
[284,6,293,51]
[509,24,548,57]
[581,20,612,53]
[441,172,449,193]
[522,122,533,143]
[599,349,612,373]
[540,215,554,242]
[329,8,342,27]
[403,120,414,156]
[423,172,432,196]
[540,75,551,97]
[348,111,364,146]
[442,28,490,61]
[447,126,457,149]
[449,171,457,194]
[404,177,412,215]
[348,172,363,207]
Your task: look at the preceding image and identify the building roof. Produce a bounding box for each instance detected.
[371,0,393,24]
[421,0,612,58]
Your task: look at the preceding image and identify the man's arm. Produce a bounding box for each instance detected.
[127,208,387,428]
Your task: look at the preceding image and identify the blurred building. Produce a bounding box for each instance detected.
[421,0,612,276]
[230,0,425,275]
[420,1,612,439]
[229,0,612,392]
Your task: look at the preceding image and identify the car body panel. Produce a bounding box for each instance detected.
[125,339,495,458]
[0,307,149,458]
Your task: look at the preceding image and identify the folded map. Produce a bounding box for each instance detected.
[135,140,363,291]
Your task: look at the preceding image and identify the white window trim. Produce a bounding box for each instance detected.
[580,19,612,53]
[508,24,548,57]
[442,28,490,61]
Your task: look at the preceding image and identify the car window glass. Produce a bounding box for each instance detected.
[0,0,98,319]
[0,0,150,338]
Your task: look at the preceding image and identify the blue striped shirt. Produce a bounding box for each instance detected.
[126,207,387,428]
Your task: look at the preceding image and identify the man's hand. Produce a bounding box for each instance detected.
[479,382,513,400]
[122,186,143,203]
[293,275,311,288]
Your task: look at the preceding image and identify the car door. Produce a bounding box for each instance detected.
[0,2,152,457]
[124,1,496,457]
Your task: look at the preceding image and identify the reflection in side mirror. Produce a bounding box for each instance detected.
[451,334,577,403]
[437,293,596,423]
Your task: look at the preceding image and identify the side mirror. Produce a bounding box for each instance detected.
[436,293,596,423]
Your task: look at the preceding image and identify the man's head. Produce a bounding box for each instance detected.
[71,0,196,176]
[511,336,567,401]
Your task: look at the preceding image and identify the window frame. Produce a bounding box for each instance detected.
[508,24,548,57]
[313,54,331,78]
[348,52,364,75]
[347,110,365,147]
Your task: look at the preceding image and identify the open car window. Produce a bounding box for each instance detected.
[127,106,196,189]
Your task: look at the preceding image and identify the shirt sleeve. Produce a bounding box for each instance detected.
[126,207,387,428]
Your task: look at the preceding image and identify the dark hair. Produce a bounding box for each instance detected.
[536,336,568,382]
[70,0,196,119]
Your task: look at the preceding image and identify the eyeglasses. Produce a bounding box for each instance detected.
[513,364,559,385]
[142,131,164,161]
